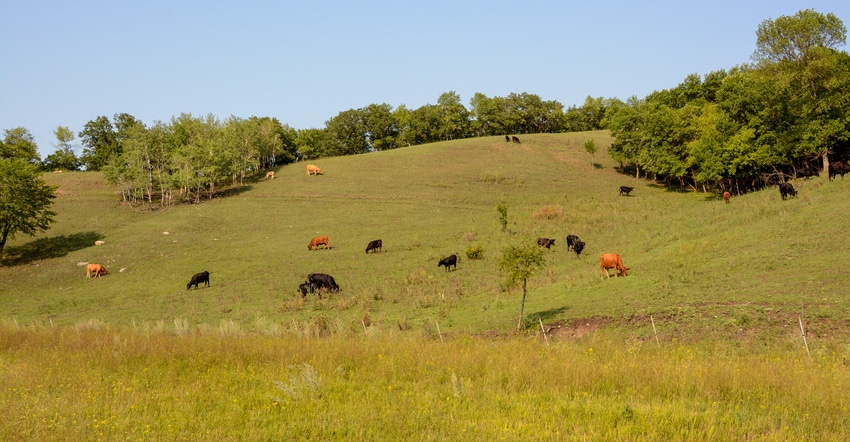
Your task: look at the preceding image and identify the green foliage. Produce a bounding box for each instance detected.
[464,244,484,260]
[583,138,597,166]
[0,159,57,258]
[42,126,81,171]
[495,203,508,232]
[497,243,545,290]
[1,127,41,164]
[754,9,846,64]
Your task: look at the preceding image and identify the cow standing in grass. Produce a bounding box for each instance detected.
[723,191,731,204]
[307,273,339,297]
[779,183,797,200]
[187,271,210,289]
[366,239,382,253]
[86,264,108,278]
[537,237,555,250]
[829,161,850,180]
[308,236,330,250]
[599,254,629,280]
[438,254,457,271]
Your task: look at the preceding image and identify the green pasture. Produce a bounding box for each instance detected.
[2,131,849,341]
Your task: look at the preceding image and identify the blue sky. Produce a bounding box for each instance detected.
[2,1,848,158]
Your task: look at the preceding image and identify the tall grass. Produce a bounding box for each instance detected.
[2,323,848,440]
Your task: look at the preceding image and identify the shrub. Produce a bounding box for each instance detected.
[465,244,485,260]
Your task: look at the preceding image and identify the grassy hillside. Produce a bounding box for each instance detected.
[2,131,849,341]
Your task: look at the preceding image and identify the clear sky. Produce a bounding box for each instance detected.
[2,1,848,158]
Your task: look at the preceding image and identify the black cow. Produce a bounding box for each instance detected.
[779,182,797,200]
[537,237,555,249]
[307,273,339,295]
[298,282,314,298]
[366,239,383,254]
[505,135,511,142]
[796,167,819,179]
[186,271,210,290]
[566,234,580,251]
[511,136,521,144]
[573,240,585,257]
[438,254,457,271]
[829,161,850,181]
[619,186,634,196]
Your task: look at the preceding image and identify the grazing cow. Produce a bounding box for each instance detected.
[829,161,850,181]
[619,186,634,196]
[265,171,275,180]
[537,237,556,249]
[511,136,521,144]
[86,263,108,278]
[438,254,458,271]
[566,234,580,251]
[599,254,629,280]
[366,239,383,254]
[573,240,585,258]
[779,182,797,200]
[796,167,818,179]
[505,135,511,142]
[306,164,323,175]
[308,236,330,250]
[307,273,339,296]
[187,271,210,290]
[723,191,731,204]
[298,282,315,298]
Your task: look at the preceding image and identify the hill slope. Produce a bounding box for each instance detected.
[2,132,849,340]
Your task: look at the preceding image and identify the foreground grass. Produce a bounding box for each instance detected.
[2,324,849,441]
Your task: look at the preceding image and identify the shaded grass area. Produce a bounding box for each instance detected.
[2,324,849,441]
[1,231,103,266]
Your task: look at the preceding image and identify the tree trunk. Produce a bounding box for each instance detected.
[822,152,830,177]
[517,278,527,330]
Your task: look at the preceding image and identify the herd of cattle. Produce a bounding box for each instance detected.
[82,156,848,297]
[770,160,849,201]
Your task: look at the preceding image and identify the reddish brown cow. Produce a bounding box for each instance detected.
[308,236,330,250]
[306,165,323,175]
[599,254,629,280]
[265,171,275,180]
[723,191,731,204]
[86,263,108,278]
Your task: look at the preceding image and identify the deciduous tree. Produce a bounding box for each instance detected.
[0,158,57,259]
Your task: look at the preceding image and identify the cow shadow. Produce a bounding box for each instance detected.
[1,231,103,266]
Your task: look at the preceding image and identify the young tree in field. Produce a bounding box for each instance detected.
[0,158,57,259]
[497,243,545,330]
[43,126,81,171]
[584,139,597,167]
[495,203,508,233]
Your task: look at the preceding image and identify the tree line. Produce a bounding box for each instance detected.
[605,9,850,193]
[3,9,847,208]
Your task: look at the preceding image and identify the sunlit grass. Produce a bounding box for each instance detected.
[2,324,849,440]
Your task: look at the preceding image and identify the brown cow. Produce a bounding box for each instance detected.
[599,254,629,280]
[308,236,330,250]
[723,191,731,204]
[265,171,275,180]
[306,165,323,175]
[86,263,108,278]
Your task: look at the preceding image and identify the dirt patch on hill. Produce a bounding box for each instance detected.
[543,316,612,340]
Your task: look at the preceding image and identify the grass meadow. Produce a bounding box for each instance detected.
[2,131,850,439]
